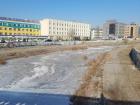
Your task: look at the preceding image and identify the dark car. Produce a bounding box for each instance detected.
[45,39,52,42]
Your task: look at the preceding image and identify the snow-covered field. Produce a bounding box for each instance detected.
[0,46,113,94]
[0,46,113,105]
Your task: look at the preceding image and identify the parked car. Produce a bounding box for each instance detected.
[45,39,53,42]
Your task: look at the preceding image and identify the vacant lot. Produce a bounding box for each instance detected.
[0,40,140,105]
[0,45,89,65]
[0,40,138,65]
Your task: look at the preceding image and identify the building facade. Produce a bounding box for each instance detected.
[40,19,91,40]
[0,17,41,36]
[91,27,103,40]
[124,23,139,38]
[103,20,126,38]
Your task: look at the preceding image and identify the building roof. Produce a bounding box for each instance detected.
[0,17,39,23]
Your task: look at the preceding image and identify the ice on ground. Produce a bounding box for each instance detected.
[0,46,113,95]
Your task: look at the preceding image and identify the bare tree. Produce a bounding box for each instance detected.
[68,29,75,41]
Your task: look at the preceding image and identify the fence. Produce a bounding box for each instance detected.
[0,41,82,48]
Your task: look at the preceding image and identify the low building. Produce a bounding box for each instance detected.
[124,23,140,38]
[0,17,41,36]
[40,19,91,40]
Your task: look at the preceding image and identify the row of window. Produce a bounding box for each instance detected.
[49,25,89,30]
[49,22,89,28]
[49,31,89,36]
[0,21,40,29]
[49,27,89,32]
[0,32,39,36]
[0,27,40,32]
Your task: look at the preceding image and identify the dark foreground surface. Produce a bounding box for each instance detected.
[0,91,140,105]
[0,91,100,105]
[0,91,70,105]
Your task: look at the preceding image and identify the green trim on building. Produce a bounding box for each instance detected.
[0,21,40,29]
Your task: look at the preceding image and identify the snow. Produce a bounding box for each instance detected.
[0,46,113,105]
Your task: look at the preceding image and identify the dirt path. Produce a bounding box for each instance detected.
[71,52,112,105]
[103,45,140,104]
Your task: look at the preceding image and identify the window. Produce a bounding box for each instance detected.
[9,28,12,30]
[49,22,51,25]
[0,22,2,26]
[20,24,23,27]
[18,24,20,27]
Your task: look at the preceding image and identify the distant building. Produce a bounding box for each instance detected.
[124,23,140,38]
[0,17,41,36]
[103,20,126,39]
[40,19,91,40]
[90,27,103,40]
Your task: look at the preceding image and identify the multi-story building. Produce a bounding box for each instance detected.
[103,20,126,38]
[90,27,103,40]
[0,17,41,36]
[124,23,140,38]
[40,19,91,40]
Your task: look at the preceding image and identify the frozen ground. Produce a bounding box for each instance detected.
[0,46,113,105]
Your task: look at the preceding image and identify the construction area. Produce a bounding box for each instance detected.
[0,40,140,105]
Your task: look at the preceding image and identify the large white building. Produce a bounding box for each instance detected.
[40,19,91,40]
